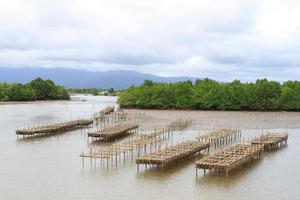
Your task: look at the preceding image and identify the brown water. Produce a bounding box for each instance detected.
[0,95,299,200]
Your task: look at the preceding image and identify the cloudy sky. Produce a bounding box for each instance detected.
[0,0,300,81]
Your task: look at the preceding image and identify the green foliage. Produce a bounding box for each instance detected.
[279,81,300,110]
[0,78,70,101]
[90,88,99,96]
[108,88,115,93]
[117,79,300,111]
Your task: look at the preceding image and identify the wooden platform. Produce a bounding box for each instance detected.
[87,124,139,141]
[197,128,241,147]
[195,144,264,177]
[16,119,93,137]
[251,132,288,150]
[136,140,210,170]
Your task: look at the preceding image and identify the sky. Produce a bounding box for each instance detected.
[0,0,300,81]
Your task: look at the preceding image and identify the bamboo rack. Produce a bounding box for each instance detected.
[87,123,139,142]
[195,144,264,177]
[93,110,146,129]
[197,128,241,147]
[251,132,288,150]
[16,119,93,137]
[80,136,161,161]
[167,119,192,131]
[80,120,192,169]
[99,106,115,115]
[136,140,210,171]
[80,130,166,170]
[94,111,128,122]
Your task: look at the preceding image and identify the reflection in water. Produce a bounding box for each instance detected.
[196,159,262,187]
[136,154,205,180]
[0,96,299,200]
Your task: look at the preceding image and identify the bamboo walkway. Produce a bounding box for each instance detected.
[16,119,93,137]
[195,144,264,177]
[251,132,288,150]
[197,128,241,147]
[136,140,210,171]
[87,124,139,142]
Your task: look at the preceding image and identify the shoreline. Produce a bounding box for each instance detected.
[120,106,300,112]
[0,95,117,105]
[122,107,300,113]
[0,94,97,105]
[0,99,73,105]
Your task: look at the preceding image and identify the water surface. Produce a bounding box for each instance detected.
[0,96,299,200]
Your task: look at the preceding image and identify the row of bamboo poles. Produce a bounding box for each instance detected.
[132,127,288,177]
[15,105,289,178]
[94,107,127,125]
[197,128,241,148]
[195,132,288,177]
[80,119,192,170]
[94,109,146,129]
[134,128,238,172]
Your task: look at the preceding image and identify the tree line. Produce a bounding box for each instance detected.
[0,78,70,101]
[117,78,300,111]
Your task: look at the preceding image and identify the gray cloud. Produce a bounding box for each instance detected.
[0,0,300,81]
[209,56,248,65]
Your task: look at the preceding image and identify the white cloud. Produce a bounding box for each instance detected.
[0,0,300,81]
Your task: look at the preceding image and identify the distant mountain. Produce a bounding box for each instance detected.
[0,67,198,89]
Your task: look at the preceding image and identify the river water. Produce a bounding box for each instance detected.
[0,95,299,200]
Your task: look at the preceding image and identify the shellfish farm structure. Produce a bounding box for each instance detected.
[136,140,210,171]
[197,128,241,147]
[16,119,94,138]
[195,144,264,177]
[251,132,288,150]
[99,106,115,115]
[94,110,129,126]
[167,119,192,131]
[80,120,192,169]
[87,123,139,142]
[80,135,161,169]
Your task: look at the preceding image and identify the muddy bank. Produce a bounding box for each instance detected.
[125,109,300,130]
